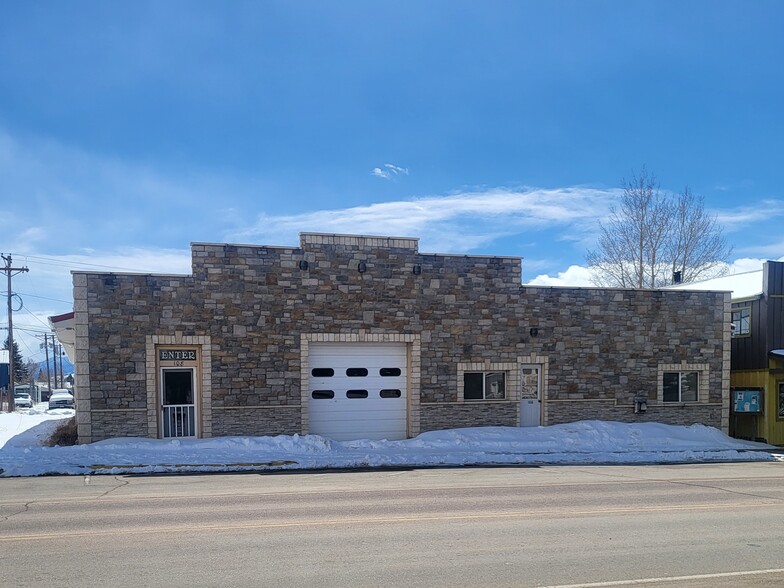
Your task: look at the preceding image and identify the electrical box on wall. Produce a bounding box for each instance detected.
[733,389,763,414]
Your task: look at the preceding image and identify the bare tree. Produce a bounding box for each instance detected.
[587,169,732,288]
[668,187,732,284]
[587,168,671,288]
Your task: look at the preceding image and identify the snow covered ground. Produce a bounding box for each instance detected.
[0,404,780,477]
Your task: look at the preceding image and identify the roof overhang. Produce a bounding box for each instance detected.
[48,311,75,363]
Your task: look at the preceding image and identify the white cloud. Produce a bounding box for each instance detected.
[526,265,596,287]
[371,163,409,180]
[228,186,617,253]
[715,200,784,231]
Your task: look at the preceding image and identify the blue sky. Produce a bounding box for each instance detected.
[1,1,783,362]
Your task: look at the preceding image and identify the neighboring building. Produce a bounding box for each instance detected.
[72,233,730,445]
[49,311,76,363]
[727,261,784,443]
[0,349,9,392]
[671,261,784,444]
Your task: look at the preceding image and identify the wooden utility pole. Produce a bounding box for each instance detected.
[44,333,52,399]
[2,254,29,412]
[58,344,64,388]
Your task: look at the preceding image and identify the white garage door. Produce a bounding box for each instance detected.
[308,342,408,441]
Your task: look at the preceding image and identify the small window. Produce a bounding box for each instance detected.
[464,371,506,400]
[732,307,750,337]
[380,389,402,398]
[346,368,368,377]
[663,371,698,402]
[346,390,369,398]
[380,368,402,377]
[311,368,334,377]
[312,390,335,399]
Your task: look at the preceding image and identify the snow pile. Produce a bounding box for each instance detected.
[0,408,778,477]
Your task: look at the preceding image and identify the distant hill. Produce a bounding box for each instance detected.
[36,356,74,378]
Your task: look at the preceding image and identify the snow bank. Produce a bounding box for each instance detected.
[0,410,777,477]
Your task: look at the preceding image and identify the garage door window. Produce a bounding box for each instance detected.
[346,390,369,398]
[346,368,369,377]
[464,372,506,400]
[380,368,402,376]
[312,390,334,399]
[312,368,334,377]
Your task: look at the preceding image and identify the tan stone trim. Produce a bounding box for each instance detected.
[721,292,732,433]
[146,335,212,439]
[91,408,147,413]
[420,400,516,406]
[300,233,419,251]
[546,398,618,403]
[73,273,91,444]
[214,405,300,410]
[546,398,723,407]
[300,333,422,438]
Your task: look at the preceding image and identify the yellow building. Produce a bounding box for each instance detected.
[728,262,784,444]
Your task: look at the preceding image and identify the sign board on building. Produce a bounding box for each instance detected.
[733,389,763,414]
[159,350,197,361]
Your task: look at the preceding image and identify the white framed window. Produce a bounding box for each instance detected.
[662,371,699,402]
[464,371,506,400]
[731,307,750,337]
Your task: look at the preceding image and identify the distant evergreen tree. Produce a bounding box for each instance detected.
[3,338,29,382]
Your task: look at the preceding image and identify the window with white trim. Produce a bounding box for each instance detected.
[663,371,699,402]
[464,371,506,400]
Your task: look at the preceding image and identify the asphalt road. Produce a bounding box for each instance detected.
[2,463,784,587]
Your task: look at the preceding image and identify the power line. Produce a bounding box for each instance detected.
[11,253,160,273]
[3,292,72,304]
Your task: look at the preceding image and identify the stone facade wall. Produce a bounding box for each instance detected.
[545,401,723,427]
[212,407,301,437]
[75,233,729,443]
[91,410,148,440]
[420,402,518,431]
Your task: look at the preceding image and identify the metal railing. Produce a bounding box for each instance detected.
[162,404,196,438]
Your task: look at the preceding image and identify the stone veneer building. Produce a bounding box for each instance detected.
[73,233,730,444]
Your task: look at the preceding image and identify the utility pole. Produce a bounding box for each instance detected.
[58,343,64,388]
[2,254,29,412]
[52,342,59,390]
[44,333,52,399]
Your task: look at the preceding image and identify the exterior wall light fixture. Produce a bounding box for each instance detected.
[529,327,539,337]
[357,261,367,273]
[412,264,422,275]
[298,260,309,271]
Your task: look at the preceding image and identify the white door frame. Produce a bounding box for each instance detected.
[160,367,198,438]
[520,364,543,427]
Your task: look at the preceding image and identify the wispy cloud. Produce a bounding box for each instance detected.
[228,186,618,253]
[371,163,409,180]
[715,199,784,231]
[0,128,268,252]
[3,247,192,360]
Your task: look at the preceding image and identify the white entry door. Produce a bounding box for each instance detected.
[520,365,542,427]
[308,343,408,441]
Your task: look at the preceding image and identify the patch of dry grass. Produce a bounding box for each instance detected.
[45,417,78,447]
